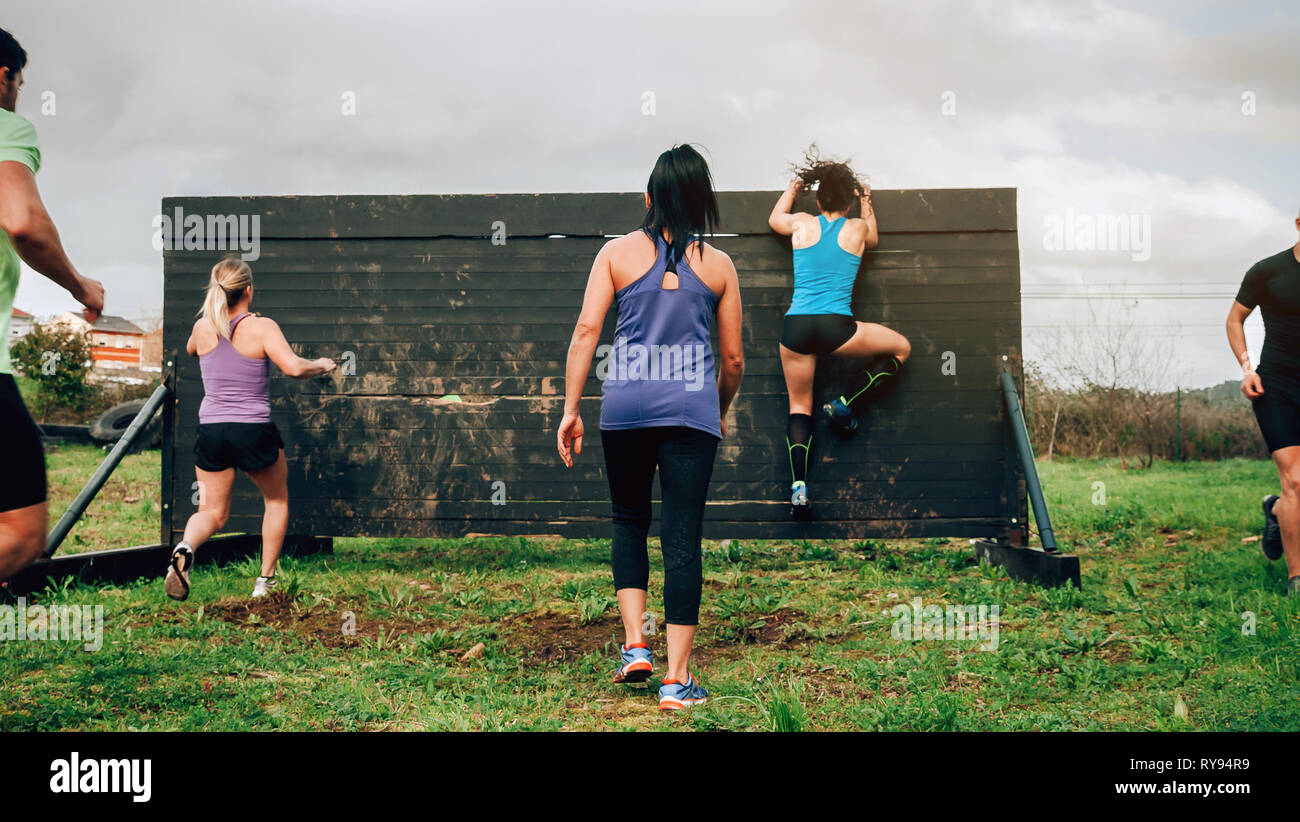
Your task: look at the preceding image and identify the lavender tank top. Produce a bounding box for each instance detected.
[599,234,721,438]
[198,312,271,424]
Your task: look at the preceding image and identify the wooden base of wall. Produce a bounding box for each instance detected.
[1,534,332,598]
[973,538,1081,589]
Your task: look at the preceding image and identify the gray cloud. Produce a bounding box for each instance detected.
[6,0,1298,389]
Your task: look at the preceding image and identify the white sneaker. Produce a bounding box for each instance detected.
[251,576,278,598]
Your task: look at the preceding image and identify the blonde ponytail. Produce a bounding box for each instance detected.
[198,255,253,340]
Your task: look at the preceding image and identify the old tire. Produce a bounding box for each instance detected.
[89,399,162,450]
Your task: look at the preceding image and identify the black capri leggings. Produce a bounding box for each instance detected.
[601,426,719,626]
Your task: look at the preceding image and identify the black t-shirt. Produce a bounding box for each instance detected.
[1236,247,1300,371]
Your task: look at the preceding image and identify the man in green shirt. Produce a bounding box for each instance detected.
[0,29,104,582]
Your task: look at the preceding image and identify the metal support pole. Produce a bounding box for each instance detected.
[999,370,1058,552]
[44,384,171,558]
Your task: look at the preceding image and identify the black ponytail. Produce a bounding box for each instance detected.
[641,144,720,272]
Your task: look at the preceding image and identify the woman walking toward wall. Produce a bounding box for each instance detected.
[557,145,745,711]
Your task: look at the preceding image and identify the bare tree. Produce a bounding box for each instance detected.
[1026,298,1186,465]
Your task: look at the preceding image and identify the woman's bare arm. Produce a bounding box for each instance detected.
[858,184,878,250]
[260,317,335,378]
[564,244,615,415]
[557,241,615,466]
[768,179,803,236]
[714,251,745,434]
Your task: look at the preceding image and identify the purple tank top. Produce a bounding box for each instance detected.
[198,312,271,424]
[599,234,721,438]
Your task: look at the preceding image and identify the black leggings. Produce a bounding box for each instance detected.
[601,426,719,626]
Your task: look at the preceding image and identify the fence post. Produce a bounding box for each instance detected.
[1175,385,1181,462]
[1025,374,1031,436]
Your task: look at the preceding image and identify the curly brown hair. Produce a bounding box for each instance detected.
[790,143,866,215]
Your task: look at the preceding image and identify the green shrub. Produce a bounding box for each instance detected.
[11,325,98,419]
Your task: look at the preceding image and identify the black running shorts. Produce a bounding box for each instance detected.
[0,373,47,511]
[780,313,858,355]
[1252,365,1300,453]
[194,421,284,473]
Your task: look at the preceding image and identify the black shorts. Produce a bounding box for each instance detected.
[781,313,857,355]
[1252,366,1300,453]
[0,374,47,511]
[194,421,284,473]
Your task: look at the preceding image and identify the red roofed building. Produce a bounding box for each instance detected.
[9,307,36,342]
[50,312,146,369]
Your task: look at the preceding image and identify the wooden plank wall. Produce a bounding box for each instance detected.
[160,189,1025,544]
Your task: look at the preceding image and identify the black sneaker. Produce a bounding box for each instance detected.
[1262,495,1283,561]
[164,544,194,601]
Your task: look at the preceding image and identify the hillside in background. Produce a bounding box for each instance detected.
[1186,380,1248,409]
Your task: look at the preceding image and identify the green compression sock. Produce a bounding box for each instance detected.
[844,355,902,407]
[786,413,813,484]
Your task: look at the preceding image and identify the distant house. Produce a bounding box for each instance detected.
[49,312,146,370]
[9,307,35,341]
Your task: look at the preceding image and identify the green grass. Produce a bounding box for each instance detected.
[43,443,160,554]
[2,452,1297,731]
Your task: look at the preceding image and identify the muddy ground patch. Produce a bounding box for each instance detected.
[498,606,852,669]
[204,592,444,649]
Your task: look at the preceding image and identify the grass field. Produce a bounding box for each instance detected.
[44,441,160,554]
[2,446,1297,731]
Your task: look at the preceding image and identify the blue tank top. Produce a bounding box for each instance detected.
[599,234,722,439]
[787,215,862,316]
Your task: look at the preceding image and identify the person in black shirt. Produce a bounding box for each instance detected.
[1227,209,1300,596]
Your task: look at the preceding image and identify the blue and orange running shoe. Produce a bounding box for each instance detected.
[658,673,709,711]
[612,642,653,684]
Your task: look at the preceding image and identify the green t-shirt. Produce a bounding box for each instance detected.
[0,109,42,375]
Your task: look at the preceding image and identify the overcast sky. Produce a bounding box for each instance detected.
[5,0,1297,389]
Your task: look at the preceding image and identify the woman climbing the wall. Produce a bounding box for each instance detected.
[769,145,910,520]
[163,255,336,602]
[556,144,745,711]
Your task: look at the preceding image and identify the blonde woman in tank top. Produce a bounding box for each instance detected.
[164,256,336,601]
